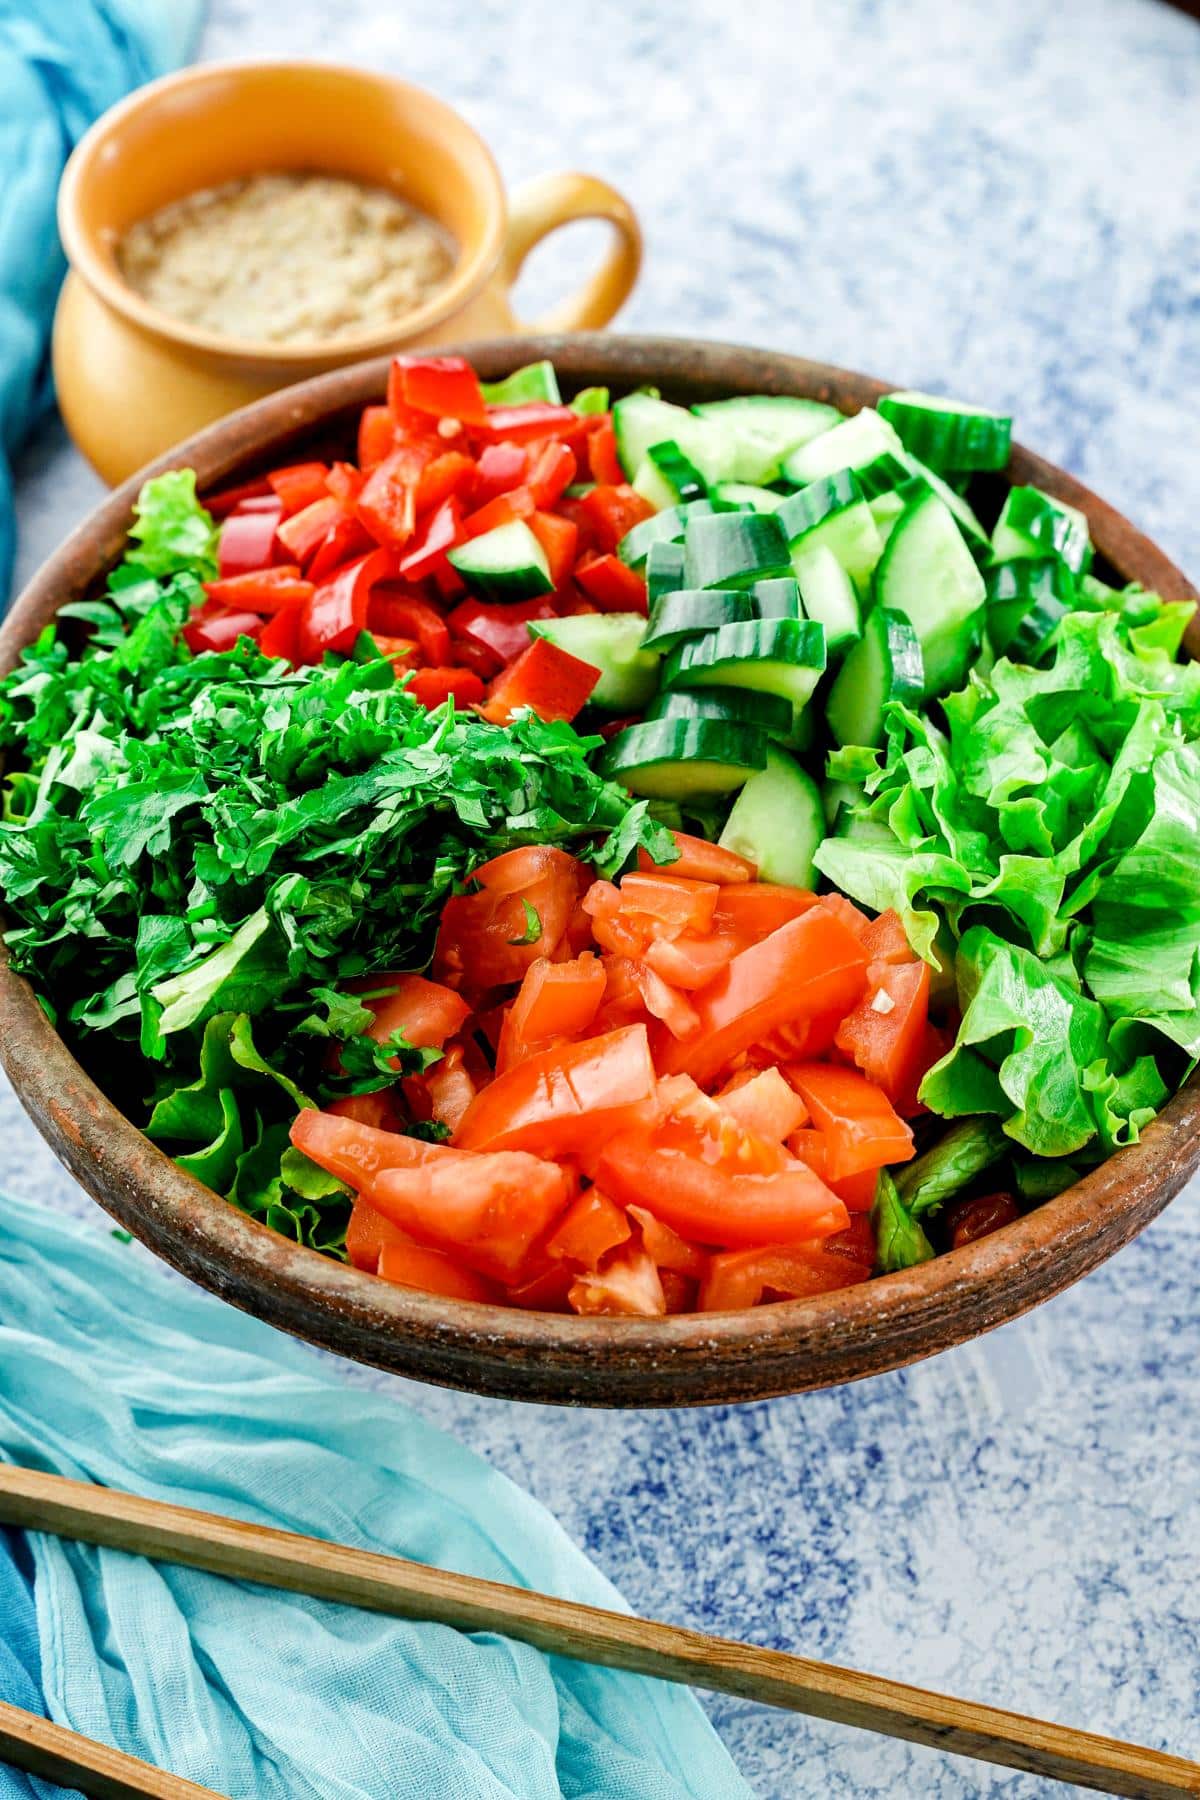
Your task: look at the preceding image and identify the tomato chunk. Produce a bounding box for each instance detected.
[454,1023,658,1159]
[711,884,817,944]
[697,1244,870,1311]
[785,1063,915,1181]
[638,832,755,884]
[598,1132,847,1250]
[569,1243,666,1317]
[627,1205,708,1279]
[547,1189,632,1268]
[834,958,931,1106]
[655,904,869,1084]
[369,1151,570,1281]
[715,1067,809,1141]
[434,845,587,992]
[359,973,470,1051]
[345,1195,410,1271]
[377,1239,502,1303]
[497,953,606,1071]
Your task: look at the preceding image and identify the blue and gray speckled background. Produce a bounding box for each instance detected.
[9,2,1200,1793]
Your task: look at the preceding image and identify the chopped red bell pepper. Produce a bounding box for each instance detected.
[415,451,476,515]
[528,511,578,589]
[447,596,556,671]
[390,355,488,426]
[404,667,486,709]
[257,604,302,662]
[307,512,374,581]
[397,497,463,579]
[296,550,391,663]
[218,502,282,578]
[527,441,577,508]
[326,461,364,503]
[356,446,427,548]
[358,404,396,469]
[368,590,452,664]
[473,442,529,505]
[479,636,600,725]
[577,484,655,554]
[461,488,536,540]
[184,609,264,654]
[587,417,624,486]
[479,402,582,443]
[203,566,314,613]
[574,552,648,614]
[203,477,273,519]
[275,496,343,565]
[267,461,331,517]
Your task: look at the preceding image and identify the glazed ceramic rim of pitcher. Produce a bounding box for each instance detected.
[57,58,509,367]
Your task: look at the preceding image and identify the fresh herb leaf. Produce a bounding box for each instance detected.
[873,1170,935,1272]
[507,899,542,946]
[894,1118,1007,1217]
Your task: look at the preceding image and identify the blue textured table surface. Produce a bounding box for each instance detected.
[9,2,1200,1794]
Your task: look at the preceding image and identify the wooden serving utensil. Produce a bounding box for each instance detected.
[0,1465,1196,1800]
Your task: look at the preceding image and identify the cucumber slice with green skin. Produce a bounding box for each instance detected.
[529,614,660,710]
[985,556,1077,660]
[780,408,902,486]
[633,441,708,509]
[991,486,1093,576]
[646,539,685,606]
[822,776,866,829]
[480,360,562,406]
[571,385,609,416]
[748,577,803,619]
[878,390,1012,474]
[599,717,767,798]
[793,544,861,657]
[873,489,986,697]
[868,488,911,544]
[709,481,787,512]
[901,454,991,562]
[854,452,914,500]
[663,616,827,713]
[632,456,681,512]
[447,520,553,601]
[612,394,778,486]
[691,394,841,463]
[778,471,884,593]
[617,500,716,570]
[648,685,795,738]
[719,747,826,888]
[682,511,792,590]
[825,606,925,748]
[644,588,756,652]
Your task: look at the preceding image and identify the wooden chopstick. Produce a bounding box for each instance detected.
[0,1466,1196,1800]
[0,1697,224,1798]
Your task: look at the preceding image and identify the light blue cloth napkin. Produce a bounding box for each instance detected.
[0,0,205,601]
[0,1527,78,1799]
[0,1192,751,1799]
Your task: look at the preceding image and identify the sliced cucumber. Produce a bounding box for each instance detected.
[854,452,914,500]
[480,360,562,406]
[617,500,716,570]
[644,588,757,652]
[777,470,884,593]
[691,394,841,465]
[632,440,707,508]
[682,511,792,590]
[868,488,911,544]
[648,685,795,739]
[749,577,803,619]
[793,544,861,657]
[878,390,1011,473]
[901,454,991,561]
[571,385,609,416]
[825,606,924,748]
[529,614,660,710]
[719,747,826,888]
[599,717,767,798]
[780,408,902,486]
[985,556,1077,660]
[873,489,986,696]
[646,539,685,606]
[663,616,827,713]
[709,481,787,512]
[991,486,1092,575]
[447,520,553,601]
[611,394,776,486]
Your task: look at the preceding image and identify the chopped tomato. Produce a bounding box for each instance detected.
[617,872,720,938]
[834,958,931,1105]
[818,892,872,939]
[447,595,556,671]
[473,442,529,504]
[218,502,282,577]
[345,1195,409,1271]
[369,1150,570,1281]
[377,1238,502,1303]
[358,404,397,469]
[183,609,263,653]
[528,510,578,588]
[368,590,452,663]
[434,845,587,992]
[697,1244,870,1311]
[267,461,330,516]
[598,1130,848,1250]
[569,1243,666,1317]
[785,1063,915,1181]
[861,909,913,967]
[654,904,869,1084]
[830,1168,879,1213]
[638,832,755,884]
[715,1067,808,1141]
[479,637,600,725]
[577,484,654,554]
[359,973,470,1051]
[546,1189,632,1268]
[404,667,486,709]
[392,354,488,426]
[574,553,648,614]
[598,955,699,1041]
[504,1263,575,1310]
[627,1205,708,1279]
[587,418,624,487]
[454,1023,658,1162]
[417,1041,480,1133]
[711,883,817,944]
[203,565,314,613]
[825,1213,876,1265]
[275,495,342,565]
[291,1110,447,1185]
[641,932,738,991]
[527,441,577,508]
[326,1090,405,1131]
[896,1020,954,1118]
[496,953,606,1072]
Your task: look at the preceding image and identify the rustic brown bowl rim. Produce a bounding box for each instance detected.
[3,332,1198,1408]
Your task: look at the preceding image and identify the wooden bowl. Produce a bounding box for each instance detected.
[3,335,1198,1408]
